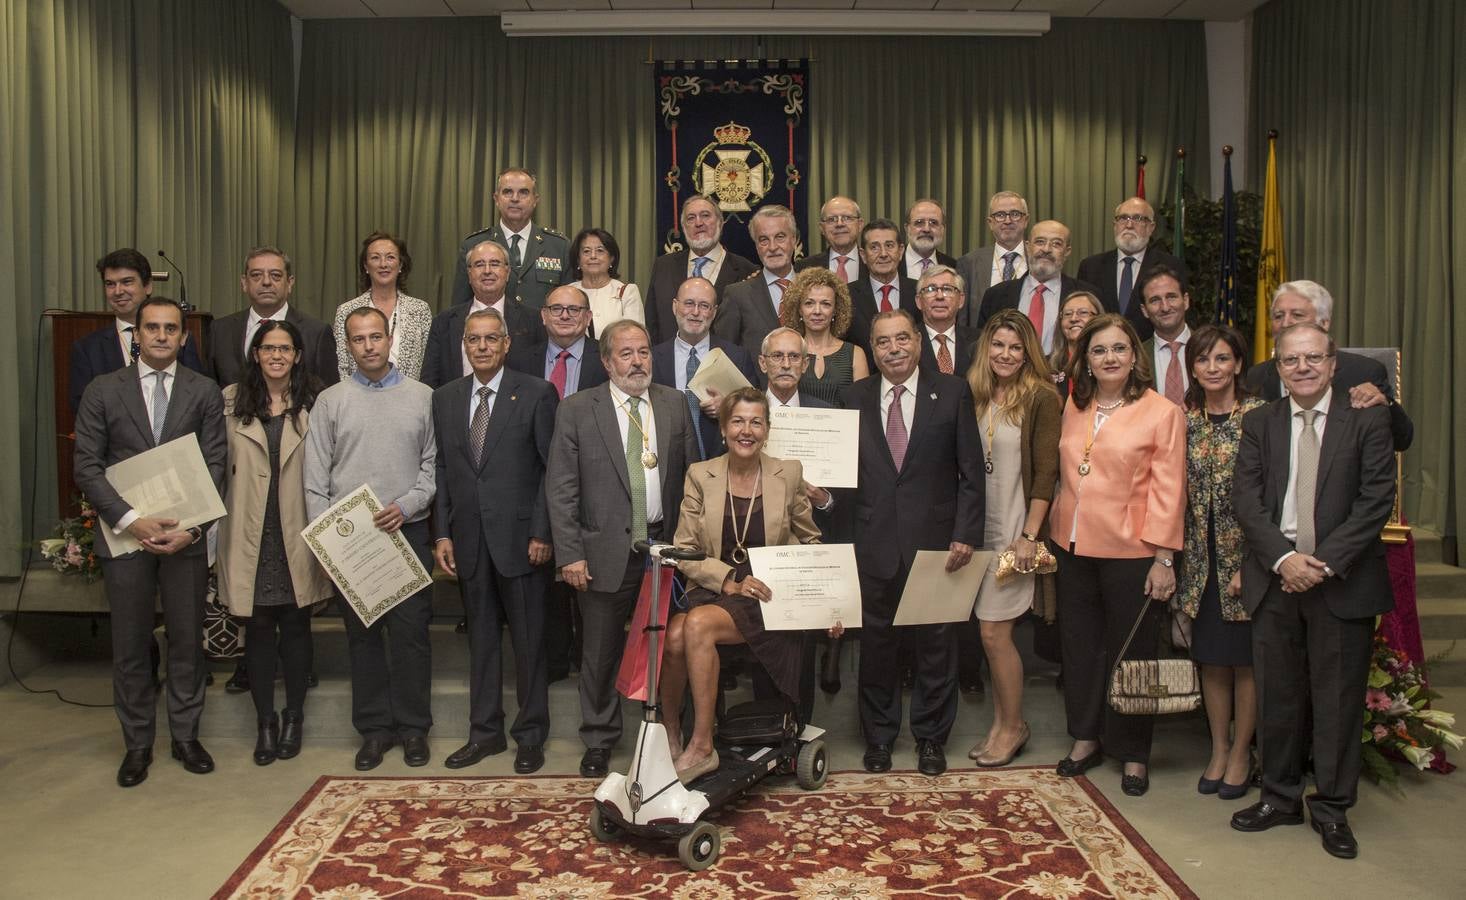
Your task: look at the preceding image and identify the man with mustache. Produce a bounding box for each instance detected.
[206,247,338,389]
[546,319,698,778]
[1077,196,1189,341]
[957,191,1031,330]
[795,195,867,284]
[976,220,1099,355]
[644,195,757,345]
[898,199,958,282]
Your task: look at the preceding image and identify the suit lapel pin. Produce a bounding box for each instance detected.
[929,392,938,400]
[510,394,517,401]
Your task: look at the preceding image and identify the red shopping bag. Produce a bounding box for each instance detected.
[615,561,677,702]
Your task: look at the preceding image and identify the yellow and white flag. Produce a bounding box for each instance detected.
[1254,133,1287,362]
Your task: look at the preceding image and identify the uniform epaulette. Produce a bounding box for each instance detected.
[462,225,493,242]
[540,226,566,239]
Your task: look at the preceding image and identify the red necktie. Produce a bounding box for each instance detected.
[1164,342,1185,405]
[879,284,894,313]
[836,255,851,281]
[885,384,909,470]
[1027,284,1046,338]
[549,349,569,399]
[936,334,953,375]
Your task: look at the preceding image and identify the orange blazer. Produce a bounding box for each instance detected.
[1048,389,1186,558]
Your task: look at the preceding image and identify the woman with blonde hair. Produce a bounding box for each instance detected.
[779,266,869,405]
[963,309,1062,766]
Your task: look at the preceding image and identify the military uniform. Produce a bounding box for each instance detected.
[452,223,570,309]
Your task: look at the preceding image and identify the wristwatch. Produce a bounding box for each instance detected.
[1021,531,1039,542]
[1154,557,1173,568]
[187,526,204,544]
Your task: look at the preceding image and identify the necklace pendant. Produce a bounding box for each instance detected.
[984,459,995,475]
[1078,461,1092,477]
[641,449,659,469]
[730,546,748,565]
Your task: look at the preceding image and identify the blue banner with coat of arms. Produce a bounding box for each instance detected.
[654,60,810,263]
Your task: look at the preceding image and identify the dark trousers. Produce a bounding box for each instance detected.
[103,550,210,750]
[463,534,550,747]
[1053,546,1160,764]
[576,549,647,750]
[1253,580,1374,823]
[544,579,581,675]
[857,565,958,746]
[245,603,312,721]
[338,520,434,739]
[956,615,990,684]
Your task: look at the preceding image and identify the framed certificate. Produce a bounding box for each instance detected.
[300,484,432,627]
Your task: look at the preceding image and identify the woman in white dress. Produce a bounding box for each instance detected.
[568,227,643,338]
[332,230,432,381]
[965,309,1062,767]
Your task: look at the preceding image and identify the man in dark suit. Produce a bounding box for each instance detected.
[1075,197,1188,341]
[546,319,699,778]
[957,191,1029,328]
[423,240,545,389]
[652,277,760,461]
[73,297,227,787]
[432,308,558,775]
[1230,323,1396,860]
[1242,279,1413,452]
[847,219,921,351]
[840,309,984,777]
[1136,266,1192,407]
[976,220,1098,355]
[795,195,866,284]
[69,248,205,413]
[914,265,978,377]
[644,195,758,345]
[451,167,569,309]
[206,247,338,388]
[898,199,958,282]
[713,204,800,360]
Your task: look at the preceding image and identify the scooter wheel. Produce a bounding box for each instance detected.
[796,739,827,790]
[589,804,620,842]
[677,821,720,871]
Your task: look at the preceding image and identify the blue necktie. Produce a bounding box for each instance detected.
[685,347,706,459]
[692,256,709,279]
[1118,256,1136,313]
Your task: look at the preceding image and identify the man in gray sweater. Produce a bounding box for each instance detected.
[305,306,437,771]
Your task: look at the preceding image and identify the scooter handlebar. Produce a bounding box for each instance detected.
[633,540,707,562]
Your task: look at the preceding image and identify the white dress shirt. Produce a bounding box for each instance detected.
[114,360,180,533]
[115,317,137,364]
[827,249,859,282]
[608,380,663,525]
[879,370,919,431]
[990,244,1027,288]
[501,220,533,259]
[245,303,290,355]
[1274,388,1332,570]
[767,389,800,408]
[763,268,793,316]
[1115,248,1148,303]
[673,335,712,391]
[466,366,505,424]
[904,246,939,277]
[868,275,901,313]
[1150,325,1191,393]
[685,243,727,284]
[1017,274,1063,354]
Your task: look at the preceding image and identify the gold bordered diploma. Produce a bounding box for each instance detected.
[300,484,432,627]
[99,433,228,556]
[764,406,860,488]
[748,544,862,631]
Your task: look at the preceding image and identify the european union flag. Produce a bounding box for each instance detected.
[1216,150,1240,326]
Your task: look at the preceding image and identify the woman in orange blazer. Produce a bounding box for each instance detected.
[1049,314,1185,797]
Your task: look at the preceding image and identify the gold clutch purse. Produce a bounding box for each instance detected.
[994,543,1057,582]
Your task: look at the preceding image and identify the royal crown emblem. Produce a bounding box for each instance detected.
[693,120,773,213]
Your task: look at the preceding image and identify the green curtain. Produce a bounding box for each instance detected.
[1251,0,1465,540]
[291,19,1210,319]
[0,0,294,576]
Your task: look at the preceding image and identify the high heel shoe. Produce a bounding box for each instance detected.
[1198,773,1222,795]
[254,713,280,766]
[976,723,1030,768]
[1217,779,1251,800]
[277,709,304,760]
[967,738,990,761]
[676,750,719,785]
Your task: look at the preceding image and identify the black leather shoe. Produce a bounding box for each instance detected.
[225,665,250,694]
[1313,819,1359,859]
[445,739,507,769]
[580,747,611,778]
[402,735,430,767]
[117,749,152,787]
[960,677,985,697]
[1121,772,1150,796]
[515,745,546,774]
[916,739,946,776]
[171,740,215,774]
[455,617,468,634]
[355,736,395,771]
[1230,801,1304,832]
[1056,748,1104,777]
[863,743,893,773]
[253,715,280,766]
[277,710,304,760]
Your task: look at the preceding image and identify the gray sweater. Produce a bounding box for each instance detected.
[304,376,437,522]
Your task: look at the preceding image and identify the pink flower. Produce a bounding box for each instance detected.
[1365,689,1392,711]
[1373,724,1389,741]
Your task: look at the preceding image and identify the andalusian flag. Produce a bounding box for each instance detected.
[1255,132,1287,362]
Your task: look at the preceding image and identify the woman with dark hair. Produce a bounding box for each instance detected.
[1047,291,1103,399]
[569,227,643,337]
[1049,313,1186,797]
[964,310,1061,767]
[779,266,869,405]
[1174,324,1263,799]
[218,321,333,765]
[333,230,432,380]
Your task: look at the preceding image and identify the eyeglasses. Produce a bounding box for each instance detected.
[545,304,587,317]
[909,218,943,229]
[1114,214,1154,226]
[257,344,296,357]
[988,210,1026,223]
[918,284,960,296]
[1277,352,1333,369]
[470,259,508,271]
[1030,237,1068,249]
[677,300,715,314]
[1087,343,1133,359]
[1060,309,1096,321]
[762,351,812,365]
[821,214,859,224]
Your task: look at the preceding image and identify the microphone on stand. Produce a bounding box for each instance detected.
[157,250,192,311]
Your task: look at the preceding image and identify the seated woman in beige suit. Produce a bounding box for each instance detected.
[663,386,840,783]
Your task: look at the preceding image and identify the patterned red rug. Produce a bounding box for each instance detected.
[215,768,1196,898]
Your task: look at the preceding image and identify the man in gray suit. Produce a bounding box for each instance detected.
[546,319,698,778]
[713,204,800,360]
[73,297,227,787]
[206,246,338,388]
[956,191,1029,328]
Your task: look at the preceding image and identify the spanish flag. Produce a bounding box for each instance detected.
[1255,132,1287,362]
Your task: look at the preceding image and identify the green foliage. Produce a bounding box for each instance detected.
[1155,184,1263,338]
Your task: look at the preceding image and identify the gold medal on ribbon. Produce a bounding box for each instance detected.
[641,449,659,469]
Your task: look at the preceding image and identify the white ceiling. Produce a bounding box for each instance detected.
[280,0,1267,19]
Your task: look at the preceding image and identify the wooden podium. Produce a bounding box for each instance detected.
[47,311,212,520]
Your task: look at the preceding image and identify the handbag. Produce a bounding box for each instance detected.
[201,572,245,660]
[1106,598,1201,716]
[994,542,1058,582]
[614,561,678,702]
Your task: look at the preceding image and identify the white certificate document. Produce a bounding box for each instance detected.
[749,544,862,631]
[765,407,860,488]
[300,484,432,627]
[892,549,995,625]
[686,347,751,401]
[99,433,227,556]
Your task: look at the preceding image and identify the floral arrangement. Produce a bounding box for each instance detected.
[1362,632,1461,789]
[39,497,103,582]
